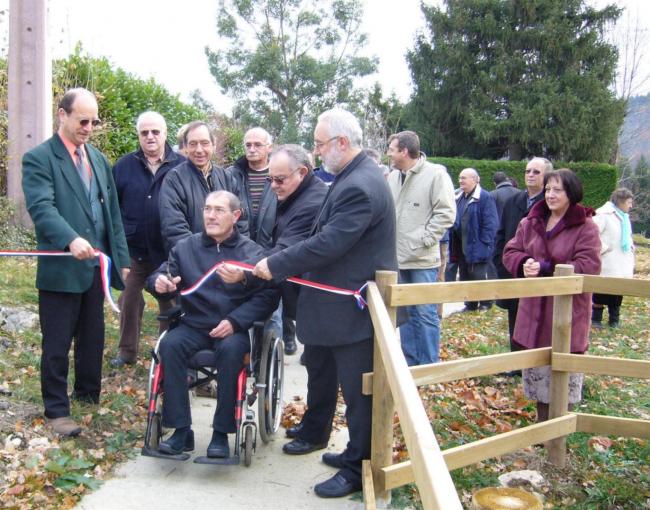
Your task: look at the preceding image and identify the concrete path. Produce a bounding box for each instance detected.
[77,303,464,510]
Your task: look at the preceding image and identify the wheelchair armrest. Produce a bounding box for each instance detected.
[157,305,183,323]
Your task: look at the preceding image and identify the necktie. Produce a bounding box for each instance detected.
[75,147,90,190]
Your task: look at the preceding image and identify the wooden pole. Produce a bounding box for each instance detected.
[370,270,397,506]
[547,264,574,466]
[7,0,51,227]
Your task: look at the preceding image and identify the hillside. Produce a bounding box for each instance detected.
[620,93,650,166]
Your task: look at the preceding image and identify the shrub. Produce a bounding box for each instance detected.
[432,157,617,208]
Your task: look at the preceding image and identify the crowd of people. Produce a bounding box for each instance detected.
[21,86,636,499]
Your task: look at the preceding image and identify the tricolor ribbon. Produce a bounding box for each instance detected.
[0,249,120,313]
[180,260,368,310]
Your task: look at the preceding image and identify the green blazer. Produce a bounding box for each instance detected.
[22,134,130,293]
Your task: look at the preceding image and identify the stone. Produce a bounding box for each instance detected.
[0,306,39,333]
[498,470,547,491]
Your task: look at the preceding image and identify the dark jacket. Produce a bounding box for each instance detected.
[147,230,279,332]
[490,181,519,221]
[113,143,185,267]
[267,153,398,346]
[493,190,545,280]
[159,159,239,252]
[22,134,130,292]
[450,185,498,264]
[227,156,277,248]
[270,171,328,318]
[503,201,600,353]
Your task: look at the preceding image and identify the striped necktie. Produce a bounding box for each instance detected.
[74,147,90,190]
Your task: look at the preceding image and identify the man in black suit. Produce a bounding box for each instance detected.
[253,108,397,498]
[494,157,553,349]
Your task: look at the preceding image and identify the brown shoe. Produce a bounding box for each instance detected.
[47,417,82,437]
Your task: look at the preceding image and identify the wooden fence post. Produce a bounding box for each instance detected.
[370,270,398,506]
[548,264,574,466]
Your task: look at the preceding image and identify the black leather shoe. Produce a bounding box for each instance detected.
[110,356,135,368]
[314,473,361,498]
[285,422,303,439]
[159,428,193,455]
[282,438,327,455]
[207,431,230,458]
[322,452,344,469]
[284,339,297,355]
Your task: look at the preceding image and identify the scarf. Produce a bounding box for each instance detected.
[613,202,633,252]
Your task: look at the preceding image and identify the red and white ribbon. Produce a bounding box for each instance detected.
[180,260,368,310]
[0,249,120,313]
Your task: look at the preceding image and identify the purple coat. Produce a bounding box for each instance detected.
[503,201,601,353]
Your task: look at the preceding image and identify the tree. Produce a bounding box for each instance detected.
[348,83,405,156]
[406,0,626,162]
[205,0,376,143]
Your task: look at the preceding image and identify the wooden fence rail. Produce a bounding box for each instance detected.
[364,267,650,509]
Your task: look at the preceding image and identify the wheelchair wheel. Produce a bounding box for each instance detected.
[258,331,284,443]
[144,354,164,451]
[243,425,254,467]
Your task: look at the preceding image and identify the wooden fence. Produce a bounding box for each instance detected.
[361,265,650,509]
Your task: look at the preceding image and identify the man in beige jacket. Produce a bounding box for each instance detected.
[387,131,456,365]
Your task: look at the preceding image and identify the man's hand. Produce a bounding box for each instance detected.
[155,274,181,294]
[209,319,234,339]
[523,257,541,278]
[69,237,95,260]
[121,268,131,281]
[216,263,245,284]
[252,258,273,280]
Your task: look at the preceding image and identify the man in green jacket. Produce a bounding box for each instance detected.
[22,88,130,437]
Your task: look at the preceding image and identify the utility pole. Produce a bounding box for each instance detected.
[7,0,51,227]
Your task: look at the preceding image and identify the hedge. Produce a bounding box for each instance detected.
[430,157,617,208]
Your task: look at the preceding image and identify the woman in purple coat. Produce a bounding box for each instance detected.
[503,169,601,423]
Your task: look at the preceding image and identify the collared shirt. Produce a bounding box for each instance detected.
[59,131,92,181]
[527,190,544,210]
[145,155,163,174]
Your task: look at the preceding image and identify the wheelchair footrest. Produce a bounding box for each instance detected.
[193,455,240,465]
[141,447,191,462]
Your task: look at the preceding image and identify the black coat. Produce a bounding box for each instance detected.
[159,160,239,252]
[147,230,279,332]
[493,189,545,308]
[267,153,398,346]
[113,143,185,267]
[227,156,277,249]
[490,182,520,221]
[270,171,328,318]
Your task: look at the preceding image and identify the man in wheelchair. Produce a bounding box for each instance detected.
[146,190,279,458]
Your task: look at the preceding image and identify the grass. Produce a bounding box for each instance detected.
[0,236,648,509]
[390,234,650,509]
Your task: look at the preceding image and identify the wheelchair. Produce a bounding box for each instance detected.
[141,306,285,466]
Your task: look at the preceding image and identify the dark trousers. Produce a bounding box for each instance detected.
[39,267,105,418]
[458,254,492,309]
[117,257,173,362]
[159,323,249,433]
[298,338,374,484]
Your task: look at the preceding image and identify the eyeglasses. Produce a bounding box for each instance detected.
[244,142,268,150]
[313,136,338,150]
[525,168,542,175]
[79,118,101,128]
[266,167,302,185]
[203,206,234,215]
[140,129,161,137]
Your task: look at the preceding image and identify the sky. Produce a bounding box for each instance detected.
[2,0,649,114]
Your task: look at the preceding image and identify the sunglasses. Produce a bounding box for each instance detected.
[266,167,302,184]
[80,119,101,128]
[140,129,161,137]
[525,168,541,175]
